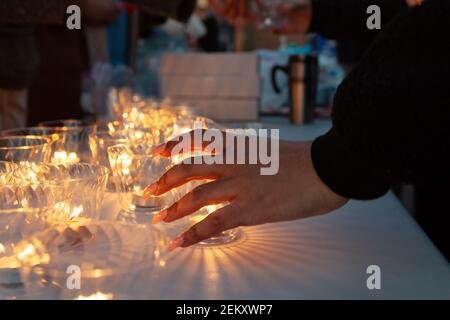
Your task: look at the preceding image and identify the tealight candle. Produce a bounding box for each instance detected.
[51,150,80,165]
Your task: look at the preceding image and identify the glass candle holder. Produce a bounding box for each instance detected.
[119,106,181,138]
[0,136,52,164]
[0,127,70,164]
[1,221,170,287]
[38,120,97,163]
[108,144,174,216]
[13,163,109,224]
[89,131,128,191]
[0,161,18,184]
[0,186,54,285]
[0,126,62,141]
[190,203,242,246]
[0,162,57,279]
[0,184,57,245]
[95,119,123,133]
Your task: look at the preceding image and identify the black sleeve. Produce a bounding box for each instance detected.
[311,0,450,200]
[309,0,408,40]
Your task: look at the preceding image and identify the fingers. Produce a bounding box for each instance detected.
[168,204,242,251]
[152,179,237,224]
[152,129,226,158]
[143,162,228,198]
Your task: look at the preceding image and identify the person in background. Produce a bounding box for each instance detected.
[143,0,450,261]
[197,6,225,52]
[0,0,121,130]
[27,2,121,126]
[0,0,197,130]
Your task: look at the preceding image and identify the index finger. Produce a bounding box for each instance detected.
[152,129,225,158]
[168,203,242,250]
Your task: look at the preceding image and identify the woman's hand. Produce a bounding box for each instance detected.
[144,131,348,251]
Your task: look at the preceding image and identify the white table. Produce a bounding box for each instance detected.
[10,119,450,300]
[100,119,450,299]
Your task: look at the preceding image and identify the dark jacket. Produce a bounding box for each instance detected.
[0,0,196,90]
[309,0,450,199]
[0,0,67,89]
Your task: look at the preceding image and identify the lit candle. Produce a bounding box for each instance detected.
[51,150,80,164]
[75,292,114,300]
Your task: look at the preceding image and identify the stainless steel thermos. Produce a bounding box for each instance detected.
[271,54,318,125]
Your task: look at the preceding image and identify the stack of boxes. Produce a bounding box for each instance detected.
[161,53,260,122]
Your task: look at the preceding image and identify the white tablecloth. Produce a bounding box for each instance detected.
[7,119,450,299]
[94,191,450,299]
[97,119,450,299]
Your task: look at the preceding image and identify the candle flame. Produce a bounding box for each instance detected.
[75,292,114,300]
[69,205,84,220]
[17,244,36,261]
[52,151,80,164]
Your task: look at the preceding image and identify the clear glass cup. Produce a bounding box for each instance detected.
[108,144,174,215]
[117,100,156,124]
[13,163,109,224]
[0,126,62,141]
[0,161,57,283]
[0,136,52,164]
[38,120,97,163]
[89,131,128,191]
[0,182,57,247]
[0,127,73,164]
[95,119,123,133]
[0,221,170,290]
[90,127,168,192]
[189,203,241,246]
[0,161,18,184]
[118,105,183,138]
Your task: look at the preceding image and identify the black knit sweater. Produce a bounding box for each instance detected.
[310,0,450,200]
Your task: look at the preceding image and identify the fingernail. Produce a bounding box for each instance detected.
[151,144,166,156]
[143,183,158,199]
[168,235,184,252]
[152,209,168,225]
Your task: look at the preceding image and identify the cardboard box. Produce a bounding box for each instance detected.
[161,53,259,77]
[161,53,260,122]
[171,98,259,122]
[163,75,260,99]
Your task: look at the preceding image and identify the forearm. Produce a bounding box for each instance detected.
[0,0,70,25]
[309,0,408,40]
[127,0,197,22]
[311,0,450,199]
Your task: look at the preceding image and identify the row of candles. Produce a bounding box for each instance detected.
[0,93,240,289]
[0,97,223,219]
